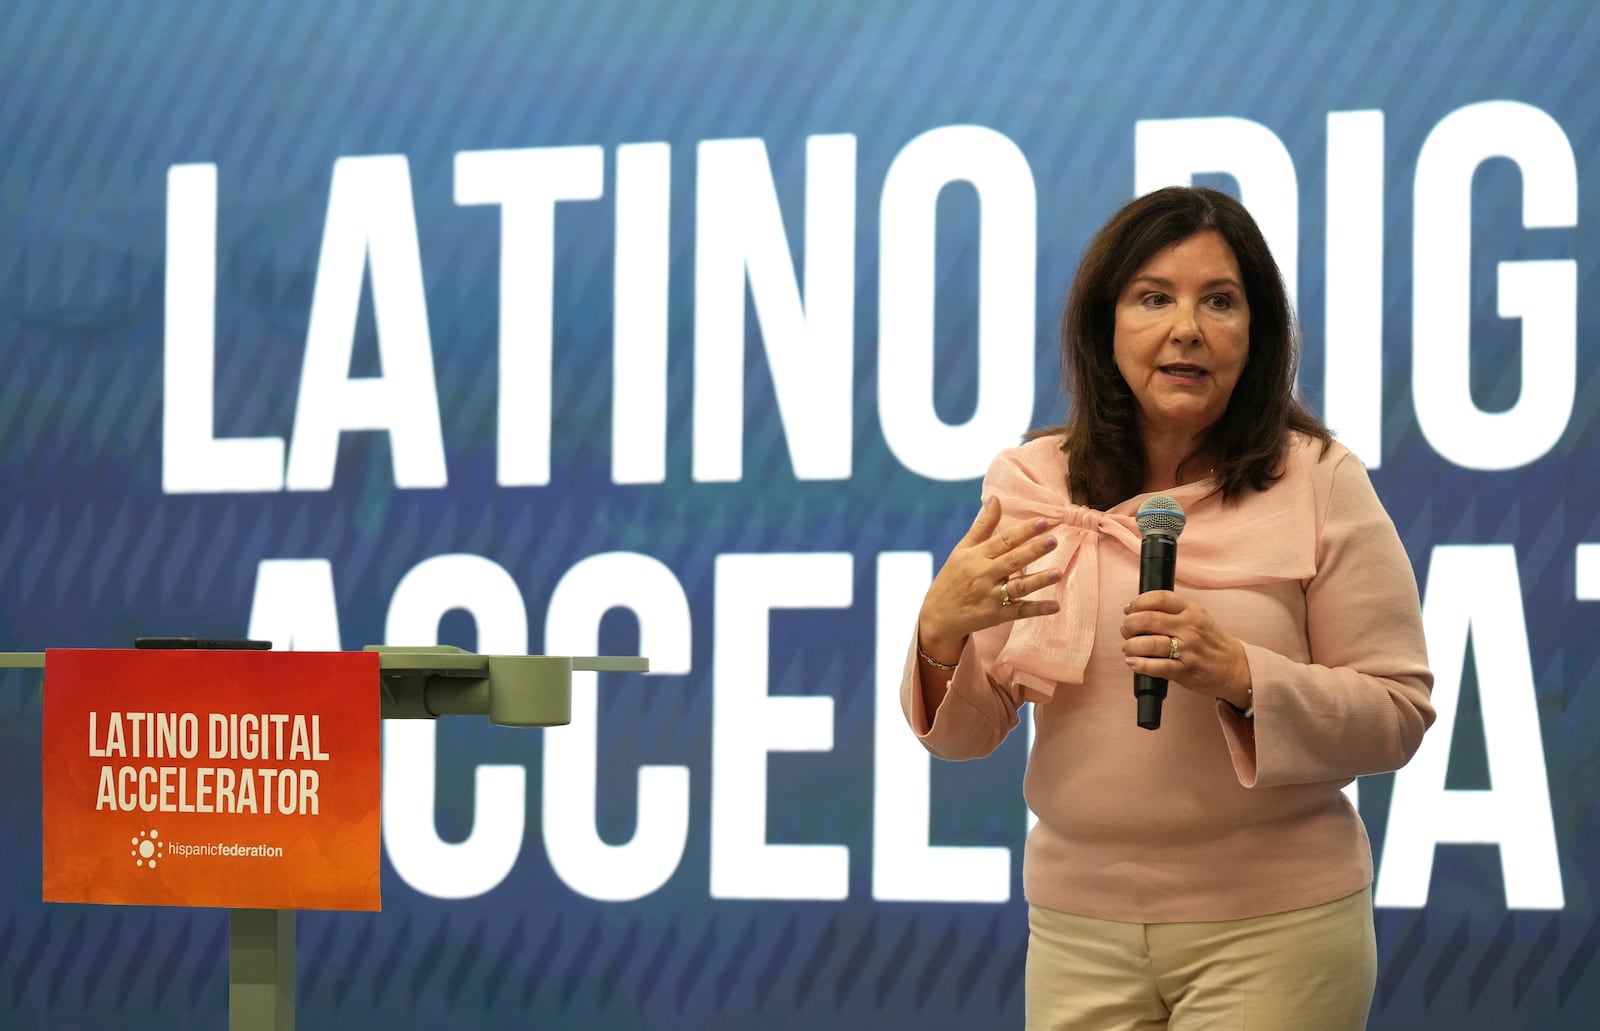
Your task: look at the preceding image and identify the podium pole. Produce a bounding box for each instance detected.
[230,908,294,1031]
[5,646,648,1031]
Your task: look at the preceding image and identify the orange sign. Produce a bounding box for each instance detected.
[42,649,380,910]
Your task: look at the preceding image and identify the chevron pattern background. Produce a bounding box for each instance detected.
[4,0,1600,1027]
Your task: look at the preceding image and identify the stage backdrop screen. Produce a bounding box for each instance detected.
[2,1,1598,1028]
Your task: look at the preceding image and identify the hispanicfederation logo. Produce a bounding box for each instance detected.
[131,828,163,869]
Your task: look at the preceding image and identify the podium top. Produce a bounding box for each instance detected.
[367,645,648,675]
[0,647,649,727]
[0,647,647,673]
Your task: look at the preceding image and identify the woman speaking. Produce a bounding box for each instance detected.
[903,186,1434,1030]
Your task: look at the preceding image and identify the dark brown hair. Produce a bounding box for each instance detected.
[1039,186,1330,509]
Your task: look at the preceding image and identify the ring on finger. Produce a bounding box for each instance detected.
[1168,636,1181,661]
[999,580,1014,607]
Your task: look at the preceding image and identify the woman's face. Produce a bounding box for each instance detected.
[1112,230,1251,444]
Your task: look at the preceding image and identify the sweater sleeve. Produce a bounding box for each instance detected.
[1221,452,1436,787]
[900,628,1022,761]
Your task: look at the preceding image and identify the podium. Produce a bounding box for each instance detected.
[2,644,648,1031]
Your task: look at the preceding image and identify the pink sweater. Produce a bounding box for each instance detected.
[902,434,1434,923]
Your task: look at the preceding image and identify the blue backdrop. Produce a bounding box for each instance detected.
[3,1,1598,1027]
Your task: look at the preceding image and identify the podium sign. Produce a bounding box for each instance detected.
[42,649,381,911]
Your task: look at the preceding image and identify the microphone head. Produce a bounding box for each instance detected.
[1136,495,1186,539]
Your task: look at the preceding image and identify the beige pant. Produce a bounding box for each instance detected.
[1025,887,1376,1031]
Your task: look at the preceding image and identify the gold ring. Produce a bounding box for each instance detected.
[1168,636,1181,661]
[1000,581,1014,607]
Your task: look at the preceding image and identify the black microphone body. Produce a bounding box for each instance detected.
[1134,533,1177,730]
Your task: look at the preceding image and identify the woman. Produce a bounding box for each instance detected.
[903,186,1434,1030]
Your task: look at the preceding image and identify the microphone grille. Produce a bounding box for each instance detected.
[1136,495,1186,538]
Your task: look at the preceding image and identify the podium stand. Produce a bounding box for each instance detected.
[3,645,648,1031]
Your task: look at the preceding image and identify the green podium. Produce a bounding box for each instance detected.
[2,644,648,1031]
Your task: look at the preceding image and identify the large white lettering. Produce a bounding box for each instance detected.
[455,146,605,487]
[162,163,286,493]
[872,553,1011,902]
[1376,545,1562,909]
[1323,110,1386,467]
[1411,101,1577,471]
[612,142,673,485]
[382,554,528,900]
[285,155,447,491]
[165,106,1592,496]
[693,135,856,483]
[878,125,1037,481]
[543,552,692,901]
[710,553,852,899]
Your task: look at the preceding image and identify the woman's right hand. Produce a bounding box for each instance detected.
[916,496,1063,665]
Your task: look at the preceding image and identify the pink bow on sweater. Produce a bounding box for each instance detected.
[979,442,1320,704]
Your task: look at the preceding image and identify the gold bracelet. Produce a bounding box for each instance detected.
[917,643,958,672]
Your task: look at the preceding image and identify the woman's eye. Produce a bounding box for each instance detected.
[1206,294,1232,309]
[1142,293,1168,307]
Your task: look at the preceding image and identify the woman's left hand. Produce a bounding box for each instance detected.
[1121,590,1252,709]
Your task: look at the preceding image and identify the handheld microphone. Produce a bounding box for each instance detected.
[1134,495,1186,730]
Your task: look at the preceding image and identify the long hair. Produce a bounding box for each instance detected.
[1042,186,1330,509]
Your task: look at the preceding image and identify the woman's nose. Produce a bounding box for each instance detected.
[1170,304,1201,344]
